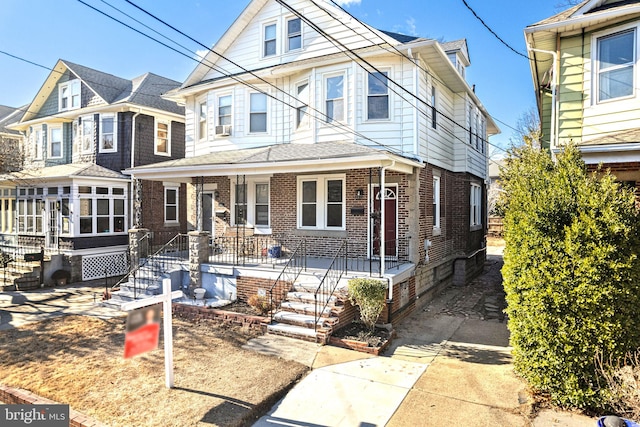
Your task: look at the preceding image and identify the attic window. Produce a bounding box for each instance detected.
[59,79,80,111]
[264,23,277,57]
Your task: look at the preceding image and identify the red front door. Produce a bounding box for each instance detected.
[372,186,397,257]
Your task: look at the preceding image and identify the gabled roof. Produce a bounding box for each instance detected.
[0,105,24,136]
[441,39,470,66]
[20,60,184,123]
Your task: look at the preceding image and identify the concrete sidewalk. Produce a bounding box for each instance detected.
[248,247,597,427]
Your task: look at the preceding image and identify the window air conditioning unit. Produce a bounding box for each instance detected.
[215,125,232,136]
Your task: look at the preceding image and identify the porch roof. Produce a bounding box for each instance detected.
[125,142,424,182]
[0,163,129,186]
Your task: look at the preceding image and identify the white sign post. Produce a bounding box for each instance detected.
[121,278,182,388]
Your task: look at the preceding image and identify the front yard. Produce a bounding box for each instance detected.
[0,315,308,426]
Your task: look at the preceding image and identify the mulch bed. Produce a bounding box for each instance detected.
[331,321,392,348]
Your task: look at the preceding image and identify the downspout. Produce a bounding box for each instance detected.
[130,110,141,229]
[380,160,395,324]
[528,45,558,151]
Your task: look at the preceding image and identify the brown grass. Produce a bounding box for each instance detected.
[0,315,309,426]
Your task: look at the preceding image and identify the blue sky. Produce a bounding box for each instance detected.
[0,0,566,153]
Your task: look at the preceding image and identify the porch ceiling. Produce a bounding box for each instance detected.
[125,142,423,182]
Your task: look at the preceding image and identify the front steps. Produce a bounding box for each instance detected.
[267,274,350,343]
[0,261,43,291]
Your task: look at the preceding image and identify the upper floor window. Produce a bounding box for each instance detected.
[81,115,94,153]
[100,114,117,153]
[367,71,389,120]
[198,100,207,141]
[49,126,63,159]
[431,85,437,129]
[59,80,80,111]
[218,95,232,126]
[597,28,635,102]
[287,18,301,51]
[264,23,277,57]
[249,93,267,133]
[296,82,309,129]
[468,105,474,144]
[34,128,43,160]
[326,75,344,123]
[155,120,170,156]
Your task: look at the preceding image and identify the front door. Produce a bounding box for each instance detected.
[45,199,58,249]
[372,186,397,257]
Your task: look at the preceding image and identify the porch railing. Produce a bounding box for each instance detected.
[209,234,288,267]
[268,239,306,322]
[314,240,347,331]
[109,233,188,299]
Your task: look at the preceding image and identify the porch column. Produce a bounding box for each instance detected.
[133,178,143,228]
[129,228,149,270]
[188,230,210,293]
[195,177,203,232]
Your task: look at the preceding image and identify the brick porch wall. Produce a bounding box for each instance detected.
[236,276,291,305]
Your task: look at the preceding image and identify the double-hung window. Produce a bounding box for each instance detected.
[255,183,269,227]
[250,93,267,133]
[433,176,441,230]
[468,105,474,144]
[287,18,301,51]
[264,23,277,57]
[34,128,43,160]
[59,80,80,111]
[198,100,207,141]
[49,126,62,159]
[218,95,232,126]
[296,82,309,129]
[100,114,117,153]
[367,71,389,120]
[81,115,94,153]
[597,28,635,102]
[326,75,344,123]
[298,175,345,229]
[155,120,170,155]
[164,185,179,223]
[431,86,437,129]
[232,181,270,228]
[470,183,482,228]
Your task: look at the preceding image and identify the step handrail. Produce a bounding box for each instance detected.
[313,240,347,331]
[268,239,306,322]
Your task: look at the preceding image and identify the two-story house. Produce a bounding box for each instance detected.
[526,0,640,194]
[126,0,498,329]
[0,105,25,174]
[1,60,186,283]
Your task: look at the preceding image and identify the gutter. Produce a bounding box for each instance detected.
[528,44,558,150]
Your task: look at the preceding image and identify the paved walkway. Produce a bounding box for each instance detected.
[0,281,124,330]
[248,244,597,427]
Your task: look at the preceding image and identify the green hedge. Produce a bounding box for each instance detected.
[499,143,640,409]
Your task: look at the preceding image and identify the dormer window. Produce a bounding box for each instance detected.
[59,80,80,111]
[287,18,301,51]
[264,23,277,57]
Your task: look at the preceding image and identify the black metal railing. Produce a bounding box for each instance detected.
[314,240,347,331]
[210,234,289,267]
[110,233,188,299]
[268,239,306,322]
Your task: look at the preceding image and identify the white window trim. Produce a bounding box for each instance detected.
[164,184,179,225]
[80,115,94,154]
[155,119,171,156]
[297,174,346,230]
[295,79,310,130]
[99,113,117,153]
[365,69,390,122]
[34,127,43,160]
[324,72,346,124]
[197,95,208,142]
[248,91,269,134]
[58,79,80,112]
[262,21,278,58]
[230,178,271,230]
[76,188,128,236]
[285,16,302,52]
[431,84,437,129]
[217,93,233,127]
[433,174,441,235]
[592,23,638,105]
[470,183,482,230]
[49,125,63,159]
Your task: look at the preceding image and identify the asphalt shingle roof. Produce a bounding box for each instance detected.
[581,128,640,146]
[0,105,24,135]
[7,163,128,181]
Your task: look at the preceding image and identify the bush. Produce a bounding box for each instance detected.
[499,143,640,409]
[347,278,387,332]
[247,294,271,316]
[596,349,640,419]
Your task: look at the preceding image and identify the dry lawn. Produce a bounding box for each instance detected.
[0,315,308,426]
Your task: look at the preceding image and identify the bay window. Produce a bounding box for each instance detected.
[249,93,267,133]
[326,75,344,123]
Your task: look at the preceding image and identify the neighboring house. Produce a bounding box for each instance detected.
[525,0,640,195]
[0,105,25,173]
[1,60,186,283]
[126,0,498,332]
